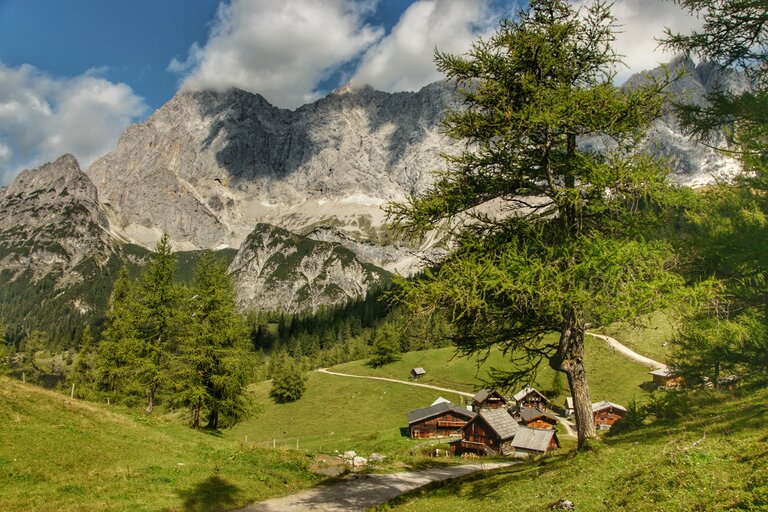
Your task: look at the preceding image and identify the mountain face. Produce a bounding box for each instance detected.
[229,223,389,314]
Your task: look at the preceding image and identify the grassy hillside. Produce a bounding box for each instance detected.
[596,310,678,363]
[377,385,768,511]
[0,377,319,512]
[331,334,652,407]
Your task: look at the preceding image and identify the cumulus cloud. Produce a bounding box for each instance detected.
[352,0,502,92]
[0,63,147,184]
[571,0,702,83]
[170,0,384,108]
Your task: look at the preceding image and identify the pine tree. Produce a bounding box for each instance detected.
[269,351,306,404]
[368,323,401,367]
[389,0,690,448]
[68,325,95,399]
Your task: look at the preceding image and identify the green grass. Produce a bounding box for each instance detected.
[0,377,320,512]
[374,384,768,511]
[596,311,679,364]
[330,335,652,408]
[226,371,468,456]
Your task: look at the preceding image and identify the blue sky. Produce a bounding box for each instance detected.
[0,0,698,183]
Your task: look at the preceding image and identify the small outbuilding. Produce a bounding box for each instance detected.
[450,408,521,456]
[407,402,476,439]
[511,426,560,457]
[513,386,550,410]
[650,367,682,388]
[564,397,575,418]
[472,388,509,411]
[516,407,559,429]
[411,367,426,380]
[592,400,627,430]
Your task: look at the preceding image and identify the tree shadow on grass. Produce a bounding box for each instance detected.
[178,475,244,512]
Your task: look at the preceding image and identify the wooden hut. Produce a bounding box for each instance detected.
[511,427,560,457]
[410,367,426,380]
[472,388,508,411]
[513,386,550,410]
[564,397,575,418]
[407,402,476,439]
[650,367,682,388]
[591,401,627,430]
[450,408,520,456]
[516,407,559,429]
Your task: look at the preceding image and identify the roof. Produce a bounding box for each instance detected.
[565,397,574,409]
[431,396,452,406]
[650,367,673,377]
[411,367,426,375]
[518,407,558,423]
[511,427,560,452]
[407,402,476,425]
[473,408,521,441]
[591,401,627,413]
[472,388,507,404]
[513,386,549,403]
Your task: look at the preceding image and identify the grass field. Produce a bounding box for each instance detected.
[330,334,653,408]
[596,311,679,364]
[374,384,768,512]
[0,377,319,512]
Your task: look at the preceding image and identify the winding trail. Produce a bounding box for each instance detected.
[317,368,474,398]
[235,462,518,511]
[586,332,666,369]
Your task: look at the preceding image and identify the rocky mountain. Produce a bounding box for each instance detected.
[229,224,389,314]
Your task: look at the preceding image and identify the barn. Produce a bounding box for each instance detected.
[592,400,627,430]
[516,407,559,429]
[450,408,521,456]
[407,402,476,439]
[472,388,508,411]
[511,426,560,457]
[410,367,426,380]
[513,386,550,410]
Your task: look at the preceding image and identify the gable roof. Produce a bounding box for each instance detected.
[472,408,521,441]
[591,401,627,413]
[565,397,574,409]
[472,388,508,405]
[518,407,558,423]
[411,367,426,375]
[650,367,673,377]
[513,386,549,403]
[407,402,476,425]
[511,427,560,452]
[431,396,452,406]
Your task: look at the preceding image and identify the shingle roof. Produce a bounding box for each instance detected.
[407,402,475,425]
[591,401,627,413]
[518,407,558,423]
[411,367,426,375]
[650,367,673,377]
[513,386,549,403]
[472,388,508,405]
[476,408,521,440]
[565,397,574,409]
[511,427,559,452]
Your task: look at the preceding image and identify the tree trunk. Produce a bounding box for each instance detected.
[145,384,156,414]
[549,307,597,449]
[192,398,201,429]
[206,409,219,430]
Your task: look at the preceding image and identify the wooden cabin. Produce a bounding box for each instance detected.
[407,402,476,439]
[472,388,508,411]
[410,367,426,380]
[564,397,575,418]
[650,367,682,388]
[591,401,627,430]
[516,407,559,429]
[450,408,520,456]
[513,386,550,410]
[511,426,560,457]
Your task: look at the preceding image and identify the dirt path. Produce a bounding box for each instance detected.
[317,369,474,398]
[234,462,517,511]
[586,332,666,369]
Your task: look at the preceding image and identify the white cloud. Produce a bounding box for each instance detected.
[352,0,501,92]
[170,0,384,109]
[571,0,702,83]
[0,63,146,184]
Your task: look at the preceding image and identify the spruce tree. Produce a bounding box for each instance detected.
[68,325,95,399]
[389,0,689,448]
[269,351,306,403]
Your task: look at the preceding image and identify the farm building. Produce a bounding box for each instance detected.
[592,401,627,430]
[650,367,682,388]
[511,427,560,457]
[513,386,550,410]
[450,408,521,456]
[410,367,426,379]
[516,407,558,429]
[564,397,575,418]
[472,388,508,411]
[407,402,476,439]
[431,396,452,406]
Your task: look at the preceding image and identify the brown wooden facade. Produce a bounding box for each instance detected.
[409,411,472,439]
[592,403,627,430]
[450,410,519,456]
[524,417,558,429]
[472,389,508,410]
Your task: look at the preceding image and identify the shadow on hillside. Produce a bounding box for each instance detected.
[178,475,243,512]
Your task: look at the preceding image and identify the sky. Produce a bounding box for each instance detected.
[0,0,701,184]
